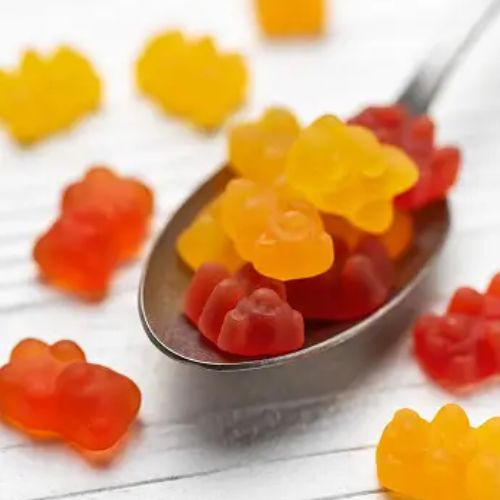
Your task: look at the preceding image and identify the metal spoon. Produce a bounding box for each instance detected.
[139,0,500,371]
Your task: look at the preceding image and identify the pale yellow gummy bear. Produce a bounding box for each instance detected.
[285,115,419,234]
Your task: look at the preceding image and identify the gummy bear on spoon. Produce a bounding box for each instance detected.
[139,0,499,370]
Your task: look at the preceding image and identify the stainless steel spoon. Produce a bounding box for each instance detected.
[139,0,500,371]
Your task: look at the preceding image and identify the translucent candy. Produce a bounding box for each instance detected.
[228,107,301,184]
[377,404,500,500]
[0,47,100,143]
[349,105,461,210]
[285,115,418,233]
[413,273,500,390]
[220,178,334,280]
[136,31,247,129]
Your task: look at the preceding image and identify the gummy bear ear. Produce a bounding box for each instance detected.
[487,274,500,298]
[10,338,49,362]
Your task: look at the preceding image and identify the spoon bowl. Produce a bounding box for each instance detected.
[139,165,450,371]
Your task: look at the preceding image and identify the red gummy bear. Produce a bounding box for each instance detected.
[218,288,304,356]
[62,166,154,261]
[34,166,154,300]
[184,262,286,340]
[56,362,141,451]
[184,263,303,355]
[286,238,394,321]
[0,339,86,433]
[348,105,461,210]
[413,274,500,390]
[33,208,119,299]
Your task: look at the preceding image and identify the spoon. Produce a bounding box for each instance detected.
[139,0,500,371]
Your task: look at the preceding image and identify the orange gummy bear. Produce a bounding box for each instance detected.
[0,339,85,434]
[0,47,100,143]
[254,0,325,37]
[55,362,141,451]
[377,404,500,500]
[220,178,333,280]
[0,338,141,454]
[136,31,247,129]
[62,166,154,262]
[34,167,154,300]
[228,108,301,184]
[33,208,120,300]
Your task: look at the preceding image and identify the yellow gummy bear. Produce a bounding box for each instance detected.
[219,178,333,280]
[136,31,248,129]
[285,115,418,234]
[0,47,100,144]
[254,0,325,37]
[377,404,500,500]
[228,107,300,184]
[176,198,243,272]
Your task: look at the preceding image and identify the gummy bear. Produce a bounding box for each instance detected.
[62,166,154,262]
[34,167,153,300]
[55,362,141,451]
[285,115,418,233]
[0,47,100,143]
[33,208,120,299]
[136,31,247,129]
[287,237,394,321]
[228,108,301,184]
[254,0,325,37]
[323,210,414,260]
[377,404,500,500]
[184,263,303,355]
[220,178,334,280]
[413,273,500,390]
[349,105,461,210]
[176,198,243,272]
[0,339,85,434]
[192,263,286,342]
[218,288,304,356]
[0,338,141,455]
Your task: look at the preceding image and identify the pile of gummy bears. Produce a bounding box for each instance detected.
[178,105,461,356]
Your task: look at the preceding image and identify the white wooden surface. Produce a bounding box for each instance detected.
[1,0,500,498]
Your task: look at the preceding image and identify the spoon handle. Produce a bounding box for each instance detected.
[397,0,500,114]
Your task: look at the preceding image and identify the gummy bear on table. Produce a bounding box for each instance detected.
[0,47,100,143]
[378,404,500,500]
[0,339,141,452]
[34,166,153,300]
[413,273,500,390]
[136,31,248,129]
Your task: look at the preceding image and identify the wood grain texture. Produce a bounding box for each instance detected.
[1,0,500,498]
